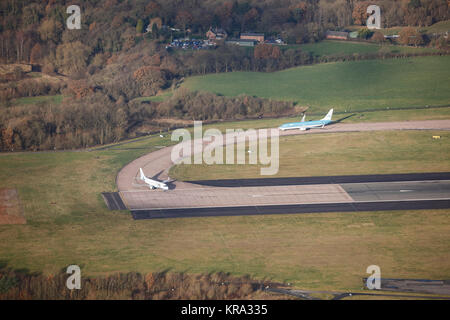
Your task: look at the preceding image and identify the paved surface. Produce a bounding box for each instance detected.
[131,200,450,220]
[362,278,450,296]
[122,184,353,210]
[189,172,450,187]
[341,180,450,201]
[101,192,127,211]
[122,181,450,211]
[114,120,450,219]
[116,120,450,192]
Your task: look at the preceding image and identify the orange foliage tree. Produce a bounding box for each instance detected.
[254,44,281,60]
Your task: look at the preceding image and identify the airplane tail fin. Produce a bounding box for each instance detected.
[139,168,146,180]
[301,114,306,122]
[322,109,333,121]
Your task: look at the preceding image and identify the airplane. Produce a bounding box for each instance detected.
[139,168,170,191]
[279,109,334,131]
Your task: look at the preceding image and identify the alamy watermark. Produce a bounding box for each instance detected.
[366,265,381,290]
[366,5,381,30]
[66,265,81,290]
[171,121,279,176]
[66,5,81,30]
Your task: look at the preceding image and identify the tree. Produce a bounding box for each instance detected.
[254,44,281,60]
[30,43,42,64]
[176,11,193,33]
[399,27,424,46]
[243,8,259,31]
[152,23,159,39]
[38,18,62,43]
[55,41,91,75]
[133,66,169,96]
[136,19,144,34]
[358,27,373,39]
[22,3,42,26]
[371,31,385,44]
[352,1,370,25]
[145,1,161,17]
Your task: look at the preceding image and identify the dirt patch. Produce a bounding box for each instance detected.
[0,189,26,225]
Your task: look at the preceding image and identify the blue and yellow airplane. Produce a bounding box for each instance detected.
[279,109,334,131]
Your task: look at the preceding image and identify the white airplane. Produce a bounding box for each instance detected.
[279,109,334,131]
[139,168,170,191]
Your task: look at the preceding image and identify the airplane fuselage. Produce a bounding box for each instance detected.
[140,168,169,190]
[279,119,332,131]
[143,177,169,190]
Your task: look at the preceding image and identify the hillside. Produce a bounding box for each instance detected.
[183,55,450,113]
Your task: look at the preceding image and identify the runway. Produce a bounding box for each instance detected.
[188,172,450,187]
[122,179,450,219]
[131,200,450,220]
[113,120,450,219]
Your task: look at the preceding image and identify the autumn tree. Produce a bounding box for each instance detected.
[399,27,424,46]
[371,31,386,44]
[145,1,161,17]
[243,8,259,31]
[133,66,170,96]
[176,11,193,33]
[254,44,281,60]
[22,3,42,26]
[55,41,91,75]
[38,18,62,43]
[29,43,41,64]
[352,1,370,25]
[67,79,94,99]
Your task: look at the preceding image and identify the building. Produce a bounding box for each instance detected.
[225,39,258,47]
[206,27,228,40]
[325,31,349,40]
[240,32,265,43]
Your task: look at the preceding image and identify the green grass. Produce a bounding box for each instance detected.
[298,40,437,57]
[0,128,449,291]
[171,130,450,181]
[10,95,63,106]
[423,20,450,34]
[182,55,450,114]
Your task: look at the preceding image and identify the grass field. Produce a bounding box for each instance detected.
[423,20,450,33]
[298,40,438,57]
[0,128,449,292]
[170,130,450,180]
[9,95,63,106]
[182,55,450,114]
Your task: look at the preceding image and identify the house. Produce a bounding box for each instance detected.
[325,31,349,40]
[240,32,265,43]
[226,39,258,47]
[206,27,227,40]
